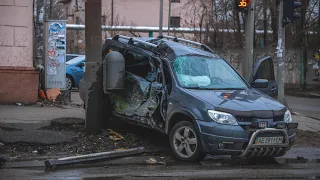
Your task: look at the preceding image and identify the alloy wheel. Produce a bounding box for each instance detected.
[173,126,198,158]
[66,76,72,90]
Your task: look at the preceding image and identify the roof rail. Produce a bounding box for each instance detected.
[113,35,158,48]
[158,35,214,54]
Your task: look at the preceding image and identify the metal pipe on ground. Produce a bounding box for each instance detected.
[45,147,145,169]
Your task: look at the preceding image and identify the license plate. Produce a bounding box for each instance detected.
[255,137,283,144]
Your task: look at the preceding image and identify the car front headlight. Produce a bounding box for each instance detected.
[284,109,292,123]
[208,110,238,125]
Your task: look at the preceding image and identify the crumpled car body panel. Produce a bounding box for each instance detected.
[109,72,164,129]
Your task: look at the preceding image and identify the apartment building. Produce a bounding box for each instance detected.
[60,0,187,54]
[0,0,38,104]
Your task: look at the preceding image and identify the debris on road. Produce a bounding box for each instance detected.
[295,130,320,147]
[46,88,61,102]
[45,147,145,169]
[146,157,157,164]
[0,157,6,167]
[108,129,124,141]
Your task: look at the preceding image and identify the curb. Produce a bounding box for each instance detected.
[286,92,320,99]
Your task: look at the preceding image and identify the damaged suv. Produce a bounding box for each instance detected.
[79,35,298,162]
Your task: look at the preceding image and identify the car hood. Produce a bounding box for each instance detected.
[185,88,286,118]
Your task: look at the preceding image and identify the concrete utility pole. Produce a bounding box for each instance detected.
[276,1,285,104]
[243,0,256,81]
[159,0,164,35]
[84,0,104,134]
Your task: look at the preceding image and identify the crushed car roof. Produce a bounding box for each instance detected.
[110,36,219,60]
[159,40,216,58]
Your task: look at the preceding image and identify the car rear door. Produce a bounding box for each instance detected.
[249,56,278,98]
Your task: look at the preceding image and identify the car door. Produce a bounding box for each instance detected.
[72,60,85,85]
[249,56,278,98]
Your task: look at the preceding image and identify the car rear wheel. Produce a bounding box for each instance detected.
[169,121,206,162]
[66,75,73,91]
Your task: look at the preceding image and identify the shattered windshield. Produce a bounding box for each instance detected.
[173,55,248,90]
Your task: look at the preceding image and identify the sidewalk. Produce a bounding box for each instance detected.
[0,104,84,130]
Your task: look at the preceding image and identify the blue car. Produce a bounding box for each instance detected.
[66,55,85,90]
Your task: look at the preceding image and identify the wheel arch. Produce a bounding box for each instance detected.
[166,109,197,135]
[66,74,75,87]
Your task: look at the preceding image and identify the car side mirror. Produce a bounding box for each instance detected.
[252,79,269,88]
[77,62,85,68]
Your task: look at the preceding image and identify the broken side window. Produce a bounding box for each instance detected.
[163,64,173,94]
[124,51,152,79]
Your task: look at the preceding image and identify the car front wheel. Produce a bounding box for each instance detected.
[169,121,206,162]
[66,75,73,91]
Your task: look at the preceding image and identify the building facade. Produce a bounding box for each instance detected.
[62,0,186,54]
[0,0,38,104]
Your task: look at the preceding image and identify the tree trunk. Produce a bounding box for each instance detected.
[235,10,242,48]
[269,0,279,43]
[263,0,267,46]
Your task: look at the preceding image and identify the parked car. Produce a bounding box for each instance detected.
[66,55,85,90]
[66,54,81,62]
[79,35,298,162]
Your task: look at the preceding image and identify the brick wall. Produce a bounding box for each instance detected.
[0,0,38,104]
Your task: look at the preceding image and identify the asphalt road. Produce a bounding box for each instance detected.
[286,95,320,119]
[1,157,319,180]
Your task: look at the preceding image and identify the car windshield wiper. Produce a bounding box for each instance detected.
[213,88,247,90]
[185,86,217,90]
[185,86,247,90]
[185,86,201,89]
[186,87,246,90]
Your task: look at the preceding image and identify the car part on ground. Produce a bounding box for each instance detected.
[45,147,145,169]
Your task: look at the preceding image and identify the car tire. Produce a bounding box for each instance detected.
[66,75,73,91]
[169,121,206,162]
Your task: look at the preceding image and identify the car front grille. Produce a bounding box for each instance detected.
[236,115,284,122]
[236,117,253,122]
[273,115,284,122]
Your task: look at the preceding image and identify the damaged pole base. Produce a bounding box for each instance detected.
[45,147,145,170]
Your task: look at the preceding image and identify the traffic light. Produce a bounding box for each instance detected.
[234,0,252,12]
[283,0,302,25]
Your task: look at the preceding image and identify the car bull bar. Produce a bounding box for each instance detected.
[237,128,293,158]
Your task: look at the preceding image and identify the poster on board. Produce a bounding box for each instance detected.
[44,20,67,90]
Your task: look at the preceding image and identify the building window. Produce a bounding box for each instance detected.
[76,17,80,24]
[170,17,181,27]
[171,0,181,3]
